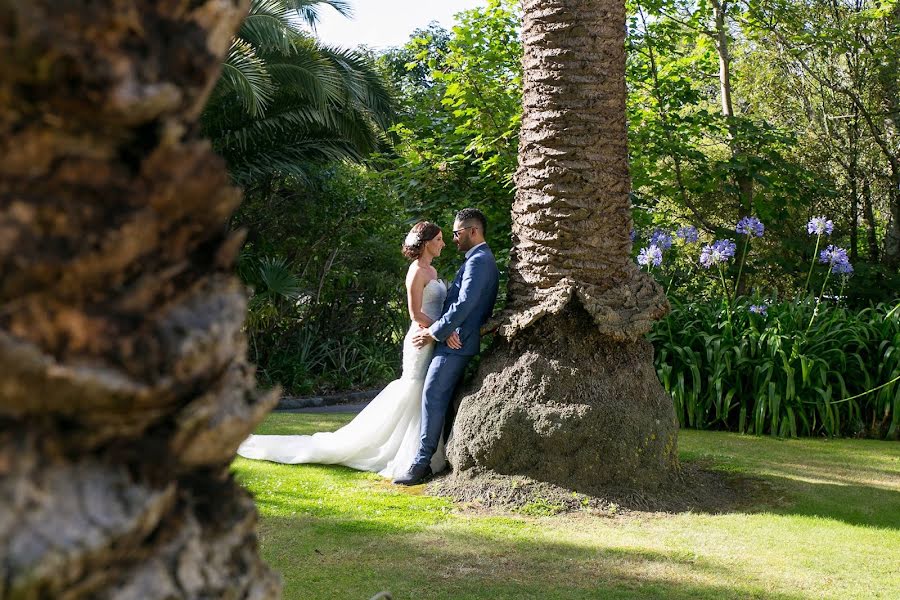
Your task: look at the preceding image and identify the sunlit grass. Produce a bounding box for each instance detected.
[233,413,900,599]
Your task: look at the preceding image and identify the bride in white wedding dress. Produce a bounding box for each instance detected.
[237,222,455,479]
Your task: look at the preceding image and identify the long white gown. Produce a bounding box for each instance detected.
[237,279,448,479]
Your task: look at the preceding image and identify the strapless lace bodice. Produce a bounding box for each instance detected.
[402,279,446,379]
[421,278,446,322]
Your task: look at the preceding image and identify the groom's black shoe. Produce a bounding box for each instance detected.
[393,463,432,486]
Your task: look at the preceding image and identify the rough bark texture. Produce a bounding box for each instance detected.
[445,0,677,497]
[495,0,668,341]
[0,2,280,598]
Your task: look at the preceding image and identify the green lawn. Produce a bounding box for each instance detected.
[233,413,900,600]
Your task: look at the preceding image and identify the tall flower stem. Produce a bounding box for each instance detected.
[718,263,733,331]
[826,276,849,329]
[804,233,822,294]
[733,235,751,298]
[807,267,832,332]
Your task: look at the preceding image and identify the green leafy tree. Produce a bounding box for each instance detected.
[235,164,409,394]
[378,0,523,279]
[744,0,900,269]
[627,0,834,295]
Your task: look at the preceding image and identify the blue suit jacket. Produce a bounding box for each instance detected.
[428,244,500,357]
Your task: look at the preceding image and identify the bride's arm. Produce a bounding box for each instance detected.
[406,266,434,328]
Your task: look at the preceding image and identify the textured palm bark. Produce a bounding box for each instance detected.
[497,0,668,341]
[447,0,677,495]
[0,2,280,598]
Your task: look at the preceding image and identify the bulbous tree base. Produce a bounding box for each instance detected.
[446,301,678,496]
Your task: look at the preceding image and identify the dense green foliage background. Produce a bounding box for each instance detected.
[208,0,899,436]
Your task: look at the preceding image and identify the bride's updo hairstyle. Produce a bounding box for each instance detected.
[402,221,440,261]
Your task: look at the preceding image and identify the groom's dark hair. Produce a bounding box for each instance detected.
[456,208,487,234]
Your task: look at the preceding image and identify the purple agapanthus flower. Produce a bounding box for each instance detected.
[748,304,768,316]
[736,216,765,237]
[650,229,673,251]
[820,245,853,275]
[699,239,737,268]
[630,229,637,242]
[637,244,663,268]
[676,225,700,243]
[832,261,854,275]
[819,244,848,266]
[807,216,834,236]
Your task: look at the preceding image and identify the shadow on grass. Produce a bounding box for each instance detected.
[259,514,807,600]
[235,421,898,598]
[250,467,900,532]
[703,470,900,530]
[238,420,900,531]
[677,431,900,530]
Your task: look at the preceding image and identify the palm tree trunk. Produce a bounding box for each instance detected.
[0,2,280,598]
[446,0,676,497]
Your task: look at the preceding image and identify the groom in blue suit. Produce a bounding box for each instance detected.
[394,208,500,485]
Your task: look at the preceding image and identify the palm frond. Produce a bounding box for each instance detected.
[217,39,275,117]
[226,138,360,185]
[239,0,298,55]
[203,1,397,183]
[258,256,303,300]
[284,0,353,29]
[265,40,347,105]
[317,45,397,129]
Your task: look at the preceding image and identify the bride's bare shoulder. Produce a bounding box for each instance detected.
[405,262,427,284]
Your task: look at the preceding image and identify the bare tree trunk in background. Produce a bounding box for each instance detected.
[884,168,900,268]
[863,178,880,262]
[445,0,677,497]
[876,3,900,267]
[0,2,280,598]
[710,0,753,292]
[849,108,860,264]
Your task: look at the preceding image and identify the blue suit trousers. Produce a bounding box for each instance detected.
[413,352,471,467]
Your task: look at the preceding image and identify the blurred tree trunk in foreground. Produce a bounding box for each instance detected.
[0,2,280,597]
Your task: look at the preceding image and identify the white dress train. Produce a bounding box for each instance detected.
[237,279,448,479]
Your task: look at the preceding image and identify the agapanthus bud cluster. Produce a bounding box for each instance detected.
[676,225,699,243]
[634,227,679,270]
[748,304,768,315]
[650,229,673,251]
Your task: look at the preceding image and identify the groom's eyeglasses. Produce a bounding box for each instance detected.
[452,226,473,239]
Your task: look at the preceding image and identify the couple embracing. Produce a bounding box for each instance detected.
[238,208,500,486]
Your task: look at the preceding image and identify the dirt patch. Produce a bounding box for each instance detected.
[428,461,782,517]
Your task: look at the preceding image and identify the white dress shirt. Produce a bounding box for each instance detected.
[465,241,487,259]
